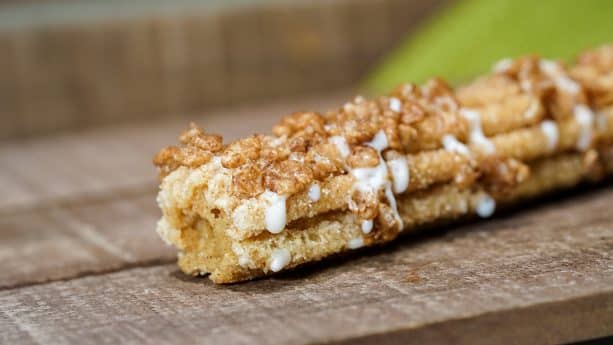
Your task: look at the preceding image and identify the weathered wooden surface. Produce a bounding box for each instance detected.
[1,94,613,344]
[0,192,175,289]
[0,187,612,344]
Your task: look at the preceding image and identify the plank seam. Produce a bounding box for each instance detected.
[0,259,173,292]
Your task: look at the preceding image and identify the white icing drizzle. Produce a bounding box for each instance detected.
[387,157,409,194]
[361,220,373,234]
[232,243,253,268]
[384,183,401,226]
[238,255,251,268]
[269,248,291,272]
[460,108,496,155]
[574,104,594,151]
[351,162,388,194]
[329,135,350,158]
[351,132,389,194]
[368,130,389,152]
[539,59,580,94]
[308,183,321,202]
[389,97,402,112]
[349,130,403,229]
[348,237,364,249]
[476,193,496,218]
[557,77,581,94]
[442,134,471,156]
[493,58,513,73]
[262,191,287,234]
[540,120,559,151]
[523,101,540,119]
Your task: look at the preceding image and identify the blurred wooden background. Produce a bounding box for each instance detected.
[0,0,447,140]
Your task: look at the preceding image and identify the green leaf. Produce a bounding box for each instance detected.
[364,0,613,92]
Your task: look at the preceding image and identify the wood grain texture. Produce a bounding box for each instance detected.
[1,186,612,344]
[0,192,175,289]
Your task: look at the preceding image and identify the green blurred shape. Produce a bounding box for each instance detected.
[365,0,613,92]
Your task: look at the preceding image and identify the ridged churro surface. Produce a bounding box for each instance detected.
[154,45,613,283]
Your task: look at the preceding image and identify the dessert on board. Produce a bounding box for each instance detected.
[154,45,613,283]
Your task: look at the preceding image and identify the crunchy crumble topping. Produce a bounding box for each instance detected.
[155,78,476,199]
[492,56,588,118]
[577,45,613,71]
[572,45,613,107]
[154,45,613,237]
[153,123,221,178]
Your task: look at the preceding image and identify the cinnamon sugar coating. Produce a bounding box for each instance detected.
[154,45,613,283]
[154,45,613,234]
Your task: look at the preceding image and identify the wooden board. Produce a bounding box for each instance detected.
[0,192,175,289]
[1,95,612,344]
[1,187,612,344]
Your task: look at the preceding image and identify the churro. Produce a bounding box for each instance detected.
[154,45,613,283]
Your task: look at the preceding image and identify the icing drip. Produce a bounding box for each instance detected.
[460,108,496,155]
[361,220,373,234]
[389,97,402,112]
[329,136,351,158]
[476,193,496,218]
[387,157,409,194]
[308,183,321,202]
[539,59,580,94]
[384,183,402,227]
[540,120,559,151]
[442,134,471,156]
[574,104,594,151]
[350,130,404,232]
[348,237,364,249]
[269,248,291,272]
[368,130,389,152]
[262,191,287,234]
[232,243,253,268]
[238,255,251,267]
[350,131,390,194]
[351,163,388,194]
[493,58,513,73]
[556,77,581,94]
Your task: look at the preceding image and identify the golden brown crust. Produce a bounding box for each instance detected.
[154,44,613,283]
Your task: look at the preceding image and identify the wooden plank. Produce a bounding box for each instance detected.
[0,192,175,289]
[1,187,612,344]
[0,91,350,213]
